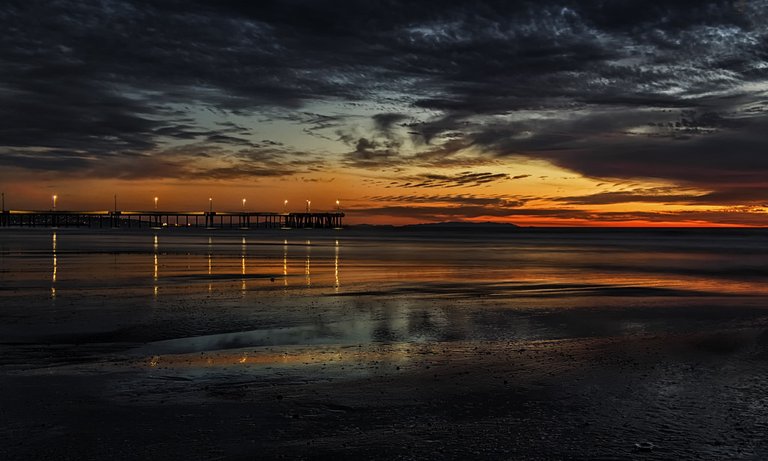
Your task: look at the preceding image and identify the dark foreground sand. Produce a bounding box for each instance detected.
[3,327,768,460]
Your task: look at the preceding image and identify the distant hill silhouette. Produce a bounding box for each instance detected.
[401,221,519,230]
[350,221,519,232]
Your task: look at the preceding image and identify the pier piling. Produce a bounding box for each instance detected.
[0,210,344,229]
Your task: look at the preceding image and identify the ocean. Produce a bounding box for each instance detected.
[3,227,768,459]
[2,227,767,351]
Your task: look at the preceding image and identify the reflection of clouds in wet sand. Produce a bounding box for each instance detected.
[133,299,467,360]
[51,232,57,298]
[305,240,311,287]
[141,346,412,369]
[13,331,768,461]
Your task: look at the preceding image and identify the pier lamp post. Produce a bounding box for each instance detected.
[242,198,246,211]
[283,199,288,212]
[209,197,213,212]
[336,200,340,211]
[306,200,311,213]
[154,196,158,210]
[52,194,57,211]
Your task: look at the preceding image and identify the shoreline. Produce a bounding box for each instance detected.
[2,228,768,459]
[3,329,768,459]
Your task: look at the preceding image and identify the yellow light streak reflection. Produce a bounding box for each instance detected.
[241,237,246,276]
[241,237,247,293]
[305,240,311,287]
[334,239,340,292]
[283,239,288,287]
[207,236,213,293]
[207,237,213,275]
[152,234,159,296]
[51,232,57,283]
[51,232,57,298]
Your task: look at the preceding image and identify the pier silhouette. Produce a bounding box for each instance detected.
[0,210,344,229]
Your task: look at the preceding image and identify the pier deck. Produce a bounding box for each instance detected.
[0,210,344,229]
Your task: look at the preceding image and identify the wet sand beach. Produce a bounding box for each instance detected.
[2,228,768,459]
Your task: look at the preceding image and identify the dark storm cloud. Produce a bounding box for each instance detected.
[341,136,402,168]
[371,195,488,205]
[0,143,321,181]
[388,172,510,189]
[509,116,768,195]
[557,184,768,207]
[372,113,409,137]
[338,113,410,168]
[556,189,704,205]
[367,194,527,207]
[2,0,768,196]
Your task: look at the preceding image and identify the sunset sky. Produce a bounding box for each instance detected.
[2,0,768,225]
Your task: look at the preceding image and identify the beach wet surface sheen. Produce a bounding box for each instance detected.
[2,228,768,460]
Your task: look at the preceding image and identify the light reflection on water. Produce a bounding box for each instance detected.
[240,237,246,294]
[8,229,768,301]
[138,236,338,292]
[283,239,288,288]
[2,228,768,354]
[153,234,159,297]
[51,232,57,298]
[14,229,768,301]
[22,232,351,299]
[305,239,311,287]
[334,239,339,292]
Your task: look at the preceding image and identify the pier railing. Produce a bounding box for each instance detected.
[0,210,344,229]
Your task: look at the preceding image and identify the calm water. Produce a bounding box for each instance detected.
[2,227,768,357]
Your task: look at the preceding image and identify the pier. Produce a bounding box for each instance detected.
[0,210,344,229]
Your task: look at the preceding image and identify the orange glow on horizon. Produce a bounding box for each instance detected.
[343,214,758,228]
[1,162,766,227]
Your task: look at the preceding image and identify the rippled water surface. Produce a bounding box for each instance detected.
[2,227,768,353]
[4,227,768,460]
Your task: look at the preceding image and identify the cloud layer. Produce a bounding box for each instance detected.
[2,0,768,218]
